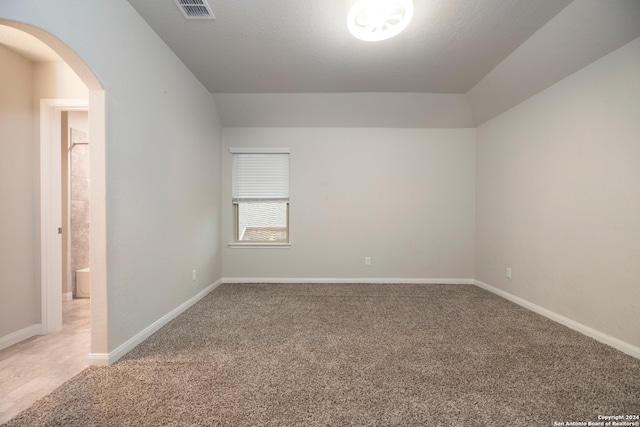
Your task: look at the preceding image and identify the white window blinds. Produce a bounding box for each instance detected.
[231,148,289,203]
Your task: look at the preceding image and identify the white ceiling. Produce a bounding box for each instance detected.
[127,0,573,94]
[1,1,639,127]
[126,0,640,126]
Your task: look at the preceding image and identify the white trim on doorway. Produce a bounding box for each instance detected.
[39,98,88,335]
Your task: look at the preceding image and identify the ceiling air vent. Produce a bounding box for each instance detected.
[174,0,215,20]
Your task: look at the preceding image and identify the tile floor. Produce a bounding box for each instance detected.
[0,298,90,424]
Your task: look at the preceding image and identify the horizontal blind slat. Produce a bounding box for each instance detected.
[232,153,289,199]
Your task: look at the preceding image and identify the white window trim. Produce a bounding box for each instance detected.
[229,147,291,248]
[228,242,291,249]
[229,147,290,154]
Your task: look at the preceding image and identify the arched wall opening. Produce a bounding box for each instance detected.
[0,20,108,362]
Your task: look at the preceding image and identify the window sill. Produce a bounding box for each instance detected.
[228,242,291,249]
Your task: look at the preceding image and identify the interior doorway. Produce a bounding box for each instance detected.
[40,99,89,334]
[0,20,108,362]
[62,111,91,304]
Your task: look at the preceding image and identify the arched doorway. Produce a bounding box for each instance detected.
[0,21,107,362]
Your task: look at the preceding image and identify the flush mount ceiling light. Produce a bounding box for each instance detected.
[347,0,414,42]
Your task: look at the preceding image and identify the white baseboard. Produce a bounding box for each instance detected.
[0,324,42,351]
[88,278,639,366]
[86,280,222,366]
[62,292,73,302]
[221,277,475,285]
[85,352,110,366]
[474,280,640,360]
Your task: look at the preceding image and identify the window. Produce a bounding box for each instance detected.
[230,147,290,244]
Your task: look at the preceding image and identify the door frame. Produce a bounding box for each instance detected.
[40,98,88,334]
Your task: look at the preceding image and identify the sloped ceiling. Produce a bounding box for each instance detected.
[467,0,640,124]
[128,0,572,94]
[2,1,638,127]
[126,0,640,126]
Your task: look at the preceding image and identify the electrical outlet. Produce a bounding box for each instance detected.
[192,269,197,282]
[506,267,512,279]
[365,257,371,266]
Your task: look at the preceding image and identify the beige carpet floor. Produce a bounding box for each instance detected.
[3,283,640,426]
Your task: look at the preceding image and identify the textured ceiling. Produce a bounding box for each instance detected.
[2,1,638,127]
[126,0,572,94]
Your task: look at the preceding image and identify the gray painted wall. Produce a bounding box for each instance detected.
[475,37,640,349]
[1,0,638,359]
[0,45,37,339]
[222,128,476,281]
[0,51,88,344]
[0,0,223,353]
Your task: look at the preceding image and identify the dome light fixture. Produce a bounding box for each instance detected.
[347,0,414,42]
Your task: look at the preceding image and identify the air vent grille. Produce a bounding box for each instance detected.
[174,0,215,20]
